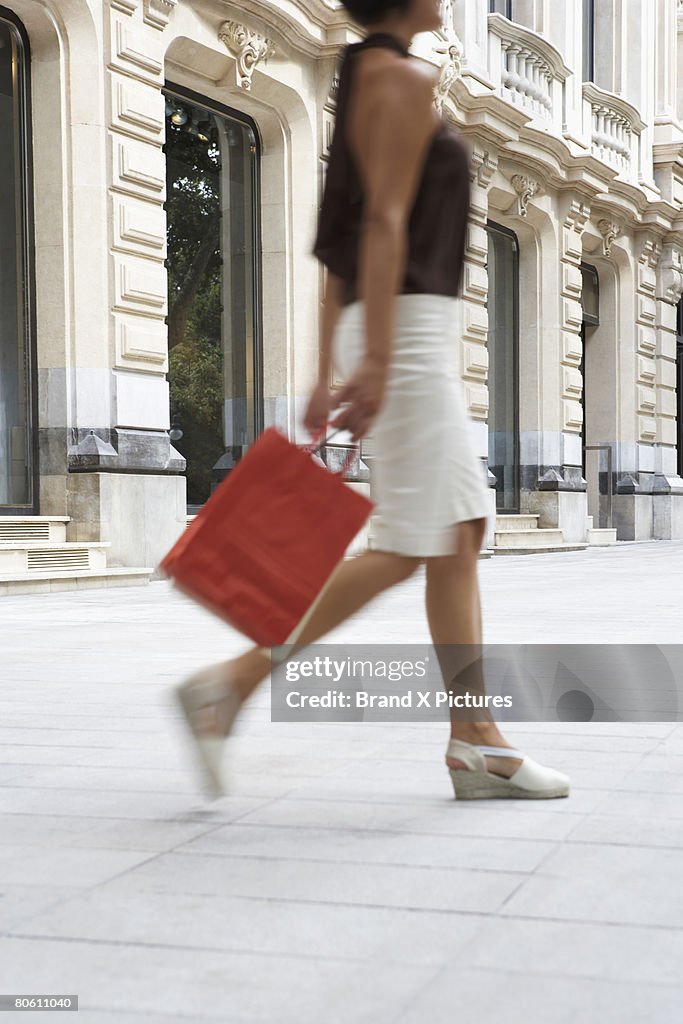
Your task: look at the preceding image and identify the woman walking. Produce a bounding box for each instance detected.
[175,0,570,802]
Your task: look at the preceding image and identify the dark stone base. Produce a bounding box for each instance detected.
[518,464,588,492]
[65,428,185,474]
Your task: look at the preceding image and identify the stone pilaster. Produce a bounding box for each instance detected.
[653,242,683,538]
[529,195,590,542]
[558,198,590,486]
[464,145,499,544]
[65,0,185,567]
[610,234,665,540]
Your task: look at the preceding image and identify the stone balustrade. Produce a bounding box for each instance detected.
[488,13,571,132]
[583,83,645,180]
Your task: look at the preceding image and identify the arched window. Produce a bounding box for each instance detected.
[0,9,35,512]
[163,86,262,510]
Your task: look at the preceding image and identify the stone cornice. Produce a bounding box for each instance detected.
[487,12,572,82]
[221,0,358,57]
[457,75,681,233]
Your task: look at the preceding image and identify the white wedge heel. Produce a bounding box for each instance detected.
[174,666,242,799]
[446,738,570,800]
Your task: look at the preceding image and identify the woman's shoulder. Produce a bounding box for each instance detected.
[353,51,436,115]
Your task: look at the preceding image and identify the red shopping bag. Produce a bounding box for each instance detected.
[158,424,374,647]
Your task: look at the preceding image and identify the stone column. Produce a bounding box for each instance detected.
[66,0,186,567]
[653,243,683,538]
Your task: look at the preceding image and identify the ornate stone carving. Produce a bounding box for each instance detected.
[434,37,463,114]
[511,173,541,217]
[142,0,177,30]
[219,21,274,91]
[597,218,621,256]
[470,148,497,188]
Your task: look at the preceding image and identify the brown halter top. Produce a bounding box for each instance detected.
[312,31,471,307]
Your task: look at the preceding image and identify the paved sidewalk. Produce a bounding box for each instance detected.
[1,540,683,1023]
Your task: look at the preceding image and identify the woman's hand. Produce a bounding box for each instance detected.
[328,354,389,442]
[303,379,335,437]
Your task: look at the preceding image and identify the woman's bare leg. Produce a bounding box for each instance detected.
[199,548,421,732]
[424,518,523,778]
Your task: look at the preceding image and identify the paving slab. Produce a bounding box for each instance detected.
[2,540,683,1022]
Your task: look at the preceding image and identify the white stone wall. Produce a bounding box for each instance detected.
[6,0,683,558]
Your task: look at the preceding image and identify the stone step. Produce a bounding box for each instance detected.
[493,542,588,555]
[0,516,70,544]
[588,527,618,545]
[494,527,565,548]
[0,567,153,596]
[494,514,540,531]
[0,542,110,574]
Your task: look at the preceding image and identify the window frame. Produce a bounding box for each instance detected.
[485,219,520,514]
[162,82,265,450]
[582,0,595,82]
[580,261,600,326]
[0,6,38,514]
[489,0,512,17]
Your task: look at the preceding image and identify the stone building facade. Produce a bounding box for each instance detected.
[1,0,682,570]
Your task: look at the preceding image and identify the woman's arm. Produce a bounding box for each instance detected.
[318,270,345,383]
[302,271,345,436]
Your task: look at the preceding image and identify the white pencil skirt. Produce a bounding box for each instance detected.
[332,293,491,557]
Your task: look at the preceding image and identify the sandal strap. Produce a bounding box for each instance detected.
[476,745,525,759]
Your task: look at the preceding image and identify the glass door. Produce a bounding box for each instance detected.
[486,222,520,513]
[0,12,35,513]
[164,86,262,510]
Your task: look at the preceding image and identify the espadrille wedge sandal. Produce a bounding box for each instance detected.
[446,738,570,800]
[174,666,242,799]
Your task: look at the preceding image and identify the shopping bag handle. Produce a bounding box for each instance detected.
[302,422,360,477]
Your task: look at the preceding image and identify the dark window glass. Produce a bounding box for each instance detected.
[580,262,600,325]
[582,0,595,81]
[0,13,34,510]
[489,0,512,15]
[677,300,683,479]
[486,222,519,513]
[164,89,262,507]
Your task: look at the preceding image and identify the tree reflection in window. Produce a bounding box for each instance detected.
[165,100,222,505]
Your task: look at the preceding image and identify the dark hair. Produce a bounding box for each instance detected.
[340,0,413,27]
